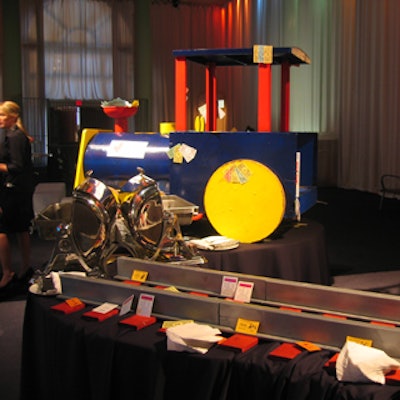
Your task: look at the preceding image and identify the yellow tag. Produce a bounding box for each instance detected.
[173,149,183,164]
[65,297,83,307]
[346,336,373,347]
[163,286,181,293]
[131,270,148,282]
[235,318,260,335]
[253,45,273,64]
[162,320,194,330]
[296,341,321,352]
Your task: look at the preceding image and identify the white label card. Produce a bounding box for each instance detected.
[220,276,239,298]
[92,302,119,314]
[119,294,134,316]
[179,143,197,163]
[136,293,155,317]
[233,281,254,303]
[107,140,148,159]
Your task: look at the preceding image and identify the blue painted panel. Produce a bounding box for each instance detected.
[169,131,315,217]
[83,132,170,183]
[81,130,318,219]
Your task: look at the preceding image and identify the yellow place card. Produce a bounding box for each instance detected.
[235,318,260,335]
[161,320,194,330]
[296,341,321,352]
[65,297,83,307]
[131,270,148,282]
[346,336,373,347]
[164,286,181,293]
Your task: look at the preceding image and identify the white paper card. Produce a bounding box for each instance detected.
[234,281,254,303]
[119,294,134,316]
[107,140,148,159]
[136,293,155,317]
[92,302,119,314]
[179,143,197,163]
[220,276,239,298]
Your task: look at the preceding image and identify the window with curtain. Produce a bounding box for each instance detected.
[43,0,113,99]
[20,0,135,169]
[21,0,135,100]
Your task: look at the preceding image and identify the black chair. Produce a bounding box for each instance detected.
[379,174,400,210]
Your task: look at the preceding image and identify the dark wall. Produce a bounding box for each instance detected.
[1,0,22,100]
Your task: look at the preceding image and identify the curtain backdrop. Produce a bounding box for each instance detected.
[150,0,400,193]
[18,0,400,193]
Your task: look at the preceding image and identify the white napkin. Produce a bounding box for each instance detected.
[29,271,62,296]
[188,236,239,251]
[336,341,400,384]
[166,322,223,354]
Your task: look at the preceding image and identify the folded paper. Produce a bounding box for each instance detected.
[166,322,223,354]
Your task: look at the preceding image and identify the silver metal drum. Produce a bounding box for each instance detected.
[120,171,164,254]
[71,177,117,261]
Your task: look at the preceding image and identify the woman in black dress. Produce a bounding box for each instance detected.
[0,101,34,289]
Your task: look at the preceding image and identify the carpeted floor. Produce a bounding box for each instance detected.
[0,187,399,400]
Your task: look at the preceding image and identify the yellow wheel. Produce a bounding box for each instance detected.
[204,159,286,243]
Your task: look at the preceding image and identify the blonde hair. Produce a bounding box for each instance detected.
[0,101,30,138]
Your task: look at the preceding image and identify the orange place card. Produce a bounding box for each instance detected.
[119,314,157,330]
[65,297,84,307]
[323,313,347,319]
[296,341,321,352]
[268,343,303,360]
[123,280,142,286]
[189,291,209,297]
[370,321,396,328]
[219,333,259,353]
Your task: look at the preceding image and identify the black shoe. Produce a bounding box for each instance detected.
[0,273,17,291]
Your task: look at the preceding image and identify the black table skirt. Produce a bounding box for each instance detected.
[199,219,332,285]
[20,294,400,400]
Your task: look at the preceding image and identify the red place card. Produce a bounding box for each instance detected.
[119,314,157,330]
[324,353,339,370]
[386,368,400,384]
[82,308,119,322]
[218,333,259,352]
[268,343,303,360]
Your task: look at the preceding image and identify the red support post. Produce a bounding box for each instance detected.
[257,63,272,132]
[280,62,291,132]
[175,57,187,131]
[205,63,217,131]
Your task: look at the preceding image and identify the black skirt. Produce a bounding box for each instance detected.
[0,186,34,233]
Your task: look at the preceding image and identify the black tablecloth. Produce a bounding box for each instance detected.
[21,294,400,400]
[199,219,331,285]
